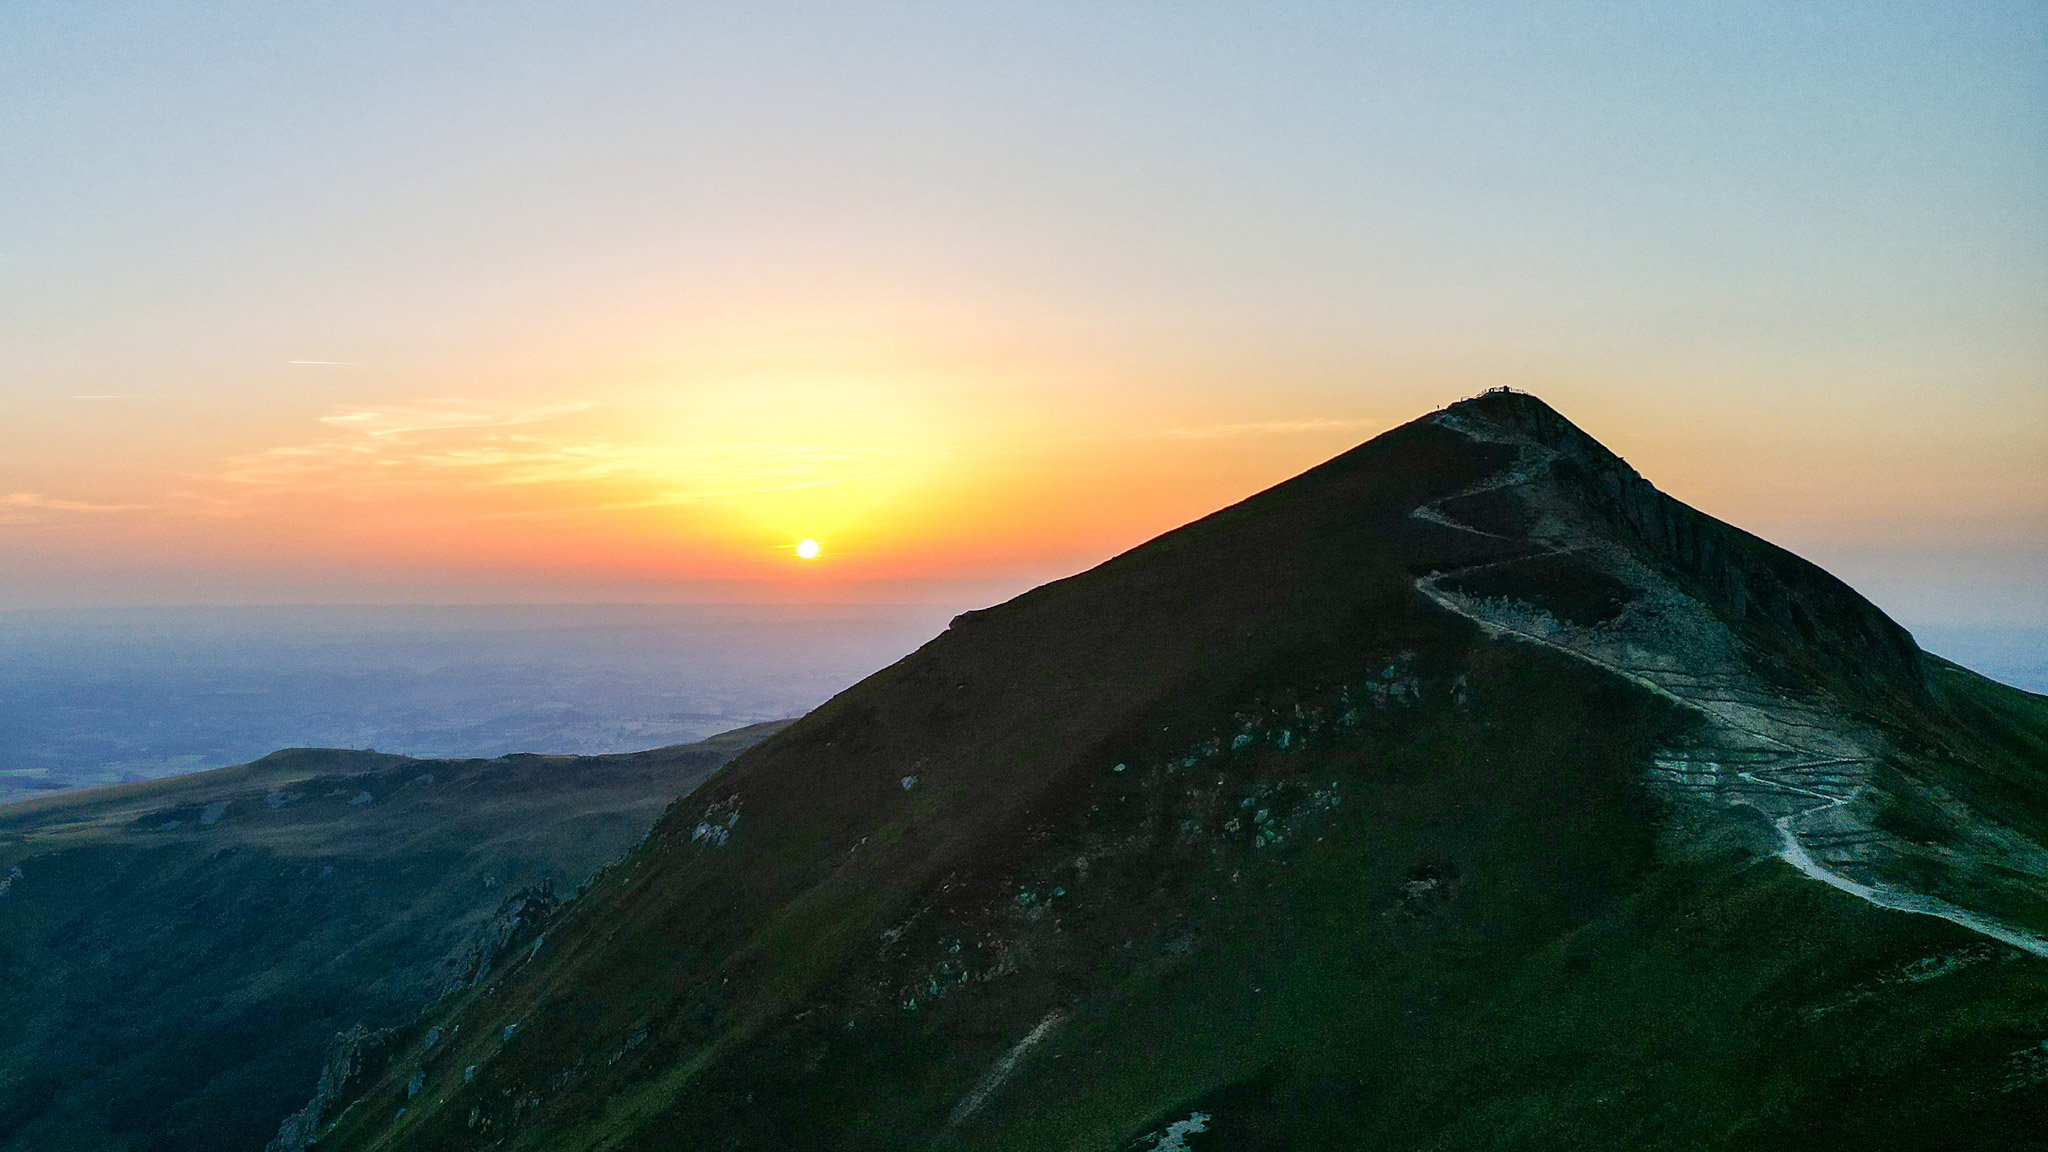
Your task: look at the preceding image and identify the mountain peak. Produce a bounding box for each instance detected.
[311,393,2048,1152]
[1431,388,1922,696]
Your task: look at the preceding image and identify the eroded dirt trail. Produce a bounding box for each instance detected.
[1412,407,2048,959]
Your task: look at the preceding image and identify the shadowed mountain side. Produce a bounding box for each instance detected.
[0,722,783,1152]
[317,393,2048,1152]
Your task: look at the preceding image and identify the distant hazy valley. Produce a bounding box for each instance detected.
[0,603,959,803]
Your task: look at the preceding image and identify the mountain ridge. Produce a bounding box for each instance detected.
[0,723,785,1152]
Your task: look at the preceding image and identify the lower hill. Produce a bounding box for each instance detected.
[312,391,2048,1151]
[0,722,783,1152]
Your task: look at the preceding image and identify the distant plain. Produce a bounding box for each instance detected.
[0,603,963,802]
[1912,624,2048,697]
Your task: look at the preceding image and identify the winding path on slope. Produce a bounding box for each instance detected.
[1411,419,2048,960]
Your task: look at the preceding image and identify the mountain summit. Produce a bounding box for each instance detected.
[318,391,2048,1151]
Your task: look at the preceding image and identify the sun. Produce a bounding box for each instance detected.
[795,538,820,559]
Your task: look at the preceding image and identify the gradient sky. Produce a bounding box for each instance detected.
[1,2,2042,622]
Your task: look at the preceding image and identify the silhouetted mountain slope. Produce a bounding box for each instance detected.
[320,392,2048,1152]
[0,723,782,1152]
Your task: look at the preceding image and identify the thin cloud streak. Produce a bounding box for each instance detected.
[316,400,595,439]
[0,492,142,525]
[467,472,904,522]
[212,400,903,510]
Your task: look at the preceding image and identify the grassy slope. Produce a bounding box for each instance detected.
[322,407,2048,1151]
[0,724,780,1152]
[1854,662,2048,943]
[1914,659,2048,842]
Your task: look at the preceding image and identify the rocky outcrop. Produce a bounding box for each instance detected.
[267,1024,395,1152]
[446,882,560,993]
[266,883,566,1150]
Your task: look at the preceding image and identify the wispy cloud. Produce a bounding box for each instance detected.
[0,492,141,525]
[216,400,901,506]
[218,400,595,490]
[465,471,903,522]
[318,400,593,440]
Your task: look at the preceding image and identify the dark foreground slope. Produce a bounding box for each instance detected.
[321,392,2048,1152]
[0,723,781,1152]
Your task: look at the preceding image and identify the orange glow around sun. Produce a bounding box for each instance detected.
[16,347,1396,600]
[7,315,2038,608]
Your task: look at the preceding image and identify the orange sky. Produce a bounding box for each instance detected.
[1,4,2042,622]
[5,335,2039,614]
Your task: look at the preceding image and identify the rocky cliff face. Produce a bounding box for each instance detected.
[1451,389,1924,693]
[268,1024,393,1152]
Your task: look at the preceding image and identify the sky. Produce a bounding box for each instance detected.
[1,1,2042,623]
